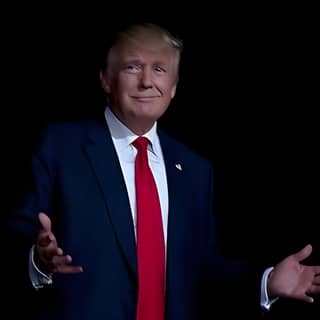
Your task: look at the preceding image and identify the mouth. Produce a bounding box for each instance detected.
[132,96,159,102]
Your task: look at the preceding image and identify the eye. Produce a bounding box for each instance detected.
[124,64,140,74]
[154,66,166,73]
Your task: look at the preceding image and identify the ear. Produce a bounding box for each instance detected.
[170,84,177,99]
[100,70,111,94]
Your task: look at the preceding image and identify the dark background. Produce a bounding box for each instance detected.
[2,4,319,318]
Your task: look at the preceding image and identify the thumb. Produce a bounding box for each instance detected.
[292,244,312,262]
[38,212,52,232]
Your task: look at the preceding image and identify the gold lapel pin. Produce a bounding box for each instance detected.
[175,163,182,171]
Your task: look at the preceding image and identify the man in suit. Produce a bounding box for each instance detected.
[4,22,320,319]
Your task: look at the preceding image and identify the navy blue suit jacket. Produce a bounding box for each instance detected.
[6,116,254,319]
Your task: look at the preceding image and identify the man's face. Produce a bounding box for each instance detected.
[101,39,178,134]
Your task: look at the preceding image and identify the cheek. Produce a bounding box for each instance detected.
[163,82,176,99]
[120,73,137,85]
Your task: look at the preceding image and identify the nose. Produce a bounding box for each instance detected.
[139,68,153,89]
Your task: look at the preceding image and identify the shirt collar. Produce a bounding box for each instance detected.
[104,106,160,157]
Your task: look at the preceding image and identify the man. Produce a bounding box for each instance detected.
[4,22,320,319]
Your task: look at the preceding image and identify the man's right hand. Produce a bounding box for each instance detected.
[35,212,83,274]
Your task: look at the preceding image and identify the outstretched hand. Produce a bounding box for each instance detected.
[267,244,320,303]
[36,212,83,274]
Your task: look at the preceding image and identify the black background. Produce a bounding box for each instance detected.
[2,4,319,318]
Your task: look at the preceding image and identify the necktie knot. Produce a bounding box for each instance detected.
[133,136,149,153]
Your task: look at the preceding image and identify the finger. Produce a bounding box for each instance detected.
[45,260,83,274]
[294,293,314,304]
[45,239,59,252]
[312,274,320,285]
[303,295,314,304]
[56,247,63,255]
[313,266,320,276]
[38,212,52,232]
[39,241,61,261]
[292,244,312,262]
[51,255,83,274]
[37,231,56,247]
[52,254,73,266]
[53,265,83,274]
[308,284,320,295]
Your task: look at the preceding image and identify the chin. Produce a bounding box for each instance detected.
[134,106,161,118]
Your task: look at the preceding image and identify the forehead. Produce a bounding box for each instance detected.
[114,39,177,63]
[123,42,176,62]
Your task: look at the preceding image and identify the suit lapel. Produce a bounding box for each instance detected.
[158,131,190,275]
[84,120,137,277]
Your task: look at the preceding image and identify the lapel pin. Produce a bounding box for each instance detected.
[175,163,182,171]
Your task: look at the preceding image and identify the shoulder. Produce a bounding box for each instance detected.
[38,118,106,144]
[44,120,100,138]
[33,119,104,155]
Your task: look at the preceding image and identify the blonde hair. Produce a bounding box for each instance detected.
[104,23,183,76]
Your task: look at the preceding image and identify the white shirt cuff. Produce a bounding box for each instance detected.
[28,244,53,289]
[260,266,278,311]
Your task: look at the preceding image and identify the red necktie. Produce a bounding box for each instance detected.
[133,137,165,320]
